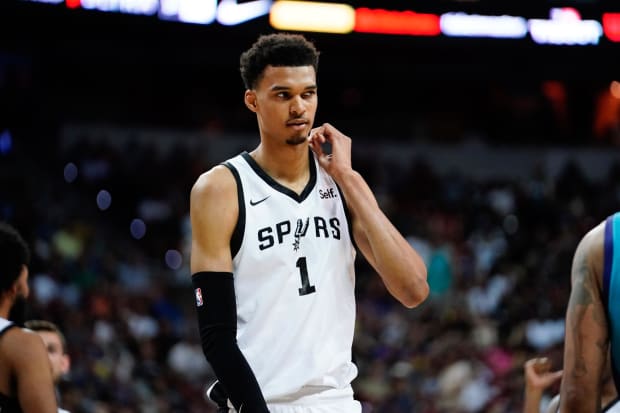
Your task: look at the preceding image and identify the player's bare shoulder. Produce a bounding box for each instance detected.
[2,327,48,364]
[583,220,605,278]
[191,165,238,210]
[571,220,606,289]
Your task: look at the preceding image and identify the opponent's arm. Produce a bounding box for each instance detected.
[10,329,58,413]
[559,223,607,413]
[190,165,269,413]
[309,123,428,308]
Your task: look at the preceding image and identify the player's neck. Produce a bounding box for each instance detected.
[0,300,11,320]
[250,143,310,192]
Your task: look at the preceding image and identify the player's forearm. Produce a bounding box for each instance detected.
[523,387,543,413]
[336,170,428,307]
[193,272,270,413]
[203,338,270,413]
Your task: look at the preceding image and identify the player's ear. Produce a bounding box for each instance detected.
[244,90,258,113]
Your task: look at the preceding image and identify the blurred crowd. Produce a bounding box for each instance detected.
[1,126,619,413]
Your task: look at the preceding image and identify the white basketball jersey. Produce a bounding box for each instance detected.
[0,317,14,336]
[605,399,620,413]
[224,150,358,403]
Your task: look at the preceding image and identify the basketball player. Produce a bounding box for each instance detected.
[24,320,71,413]
[190,33,429,413]
[559,213,620,412]
[0,222,58,412]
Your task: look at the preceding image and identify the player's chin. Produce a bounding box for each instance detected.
[286,134,309,146]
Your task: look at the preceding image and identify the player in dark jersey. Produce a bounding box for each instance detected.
[0,222,58,413]
[559,212,620,412]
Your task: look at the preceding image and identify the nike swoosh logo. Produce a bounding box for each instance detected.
[216,0,273,26]
[249,196,270,206]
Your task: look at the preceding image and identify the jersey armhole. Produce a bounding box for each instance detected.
[603,397,620,412]
[335,184,357,251]
[223,162,245,259]
[0,323,17,340]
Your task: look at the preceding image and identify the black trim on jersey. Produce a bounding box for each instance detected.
[0,323,17,339]
[604,397,620,412]
[0,323,21,413]
[335,184,358,251]
[241,149,317,203]
[0,392,22,413]
[223,162,245,258]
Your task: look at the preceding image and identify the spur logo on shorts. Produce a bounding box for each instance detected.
[195,288,204,307]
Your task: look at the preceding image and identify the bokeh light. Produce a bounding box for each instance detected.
[96,190,112,211]
[165,249,183,270]
[64,162,78,183]
[130,219,147,239]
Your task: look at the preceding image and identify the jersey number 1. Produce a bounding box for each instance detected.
[296,257,316,296]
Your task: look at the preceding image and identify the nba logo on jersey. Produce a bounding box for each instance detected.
[195,288,204,307]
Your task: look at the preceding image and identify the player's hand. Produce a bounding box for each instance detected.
[205,380,230,412]
[524,357,563,394]
[308,123,352,181]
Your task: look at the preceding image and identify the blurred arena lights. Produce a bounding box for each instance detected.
[216,0,273,26]
[603,13,620,41]
[0,130,13,155]
[81,0,158,14]
[270,1,355,34]
[17,0,620,45]
[440,12,528,38]
[96,189,112,211]
[63,162,78,183]
[354,8,440,36]
[503,214,519,235]
[130,218,147,239]
[529,7,603,45]
[611,81,620,99]
[165,249,183,270]
[159,0,216,23]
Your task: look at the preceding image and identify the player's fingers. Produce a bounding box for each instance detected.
[309,137,324,157]
[309,130,326,144]
[310,125,325,138]
[533,357,551,374]
[549,370,563,381]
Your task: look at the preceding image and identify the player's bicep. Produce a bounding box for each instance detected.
[190,166,238,273]
[562,230,608,407]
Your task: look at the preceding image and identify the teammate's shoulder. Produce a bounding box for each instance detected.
[1,327,45,353]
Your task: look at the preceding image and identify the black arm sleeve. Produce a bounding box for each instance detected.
[192,271,269,413]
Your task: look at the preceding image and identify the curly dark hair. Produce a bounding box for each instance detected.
[240,33,320,90]
[0,222,30,294]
